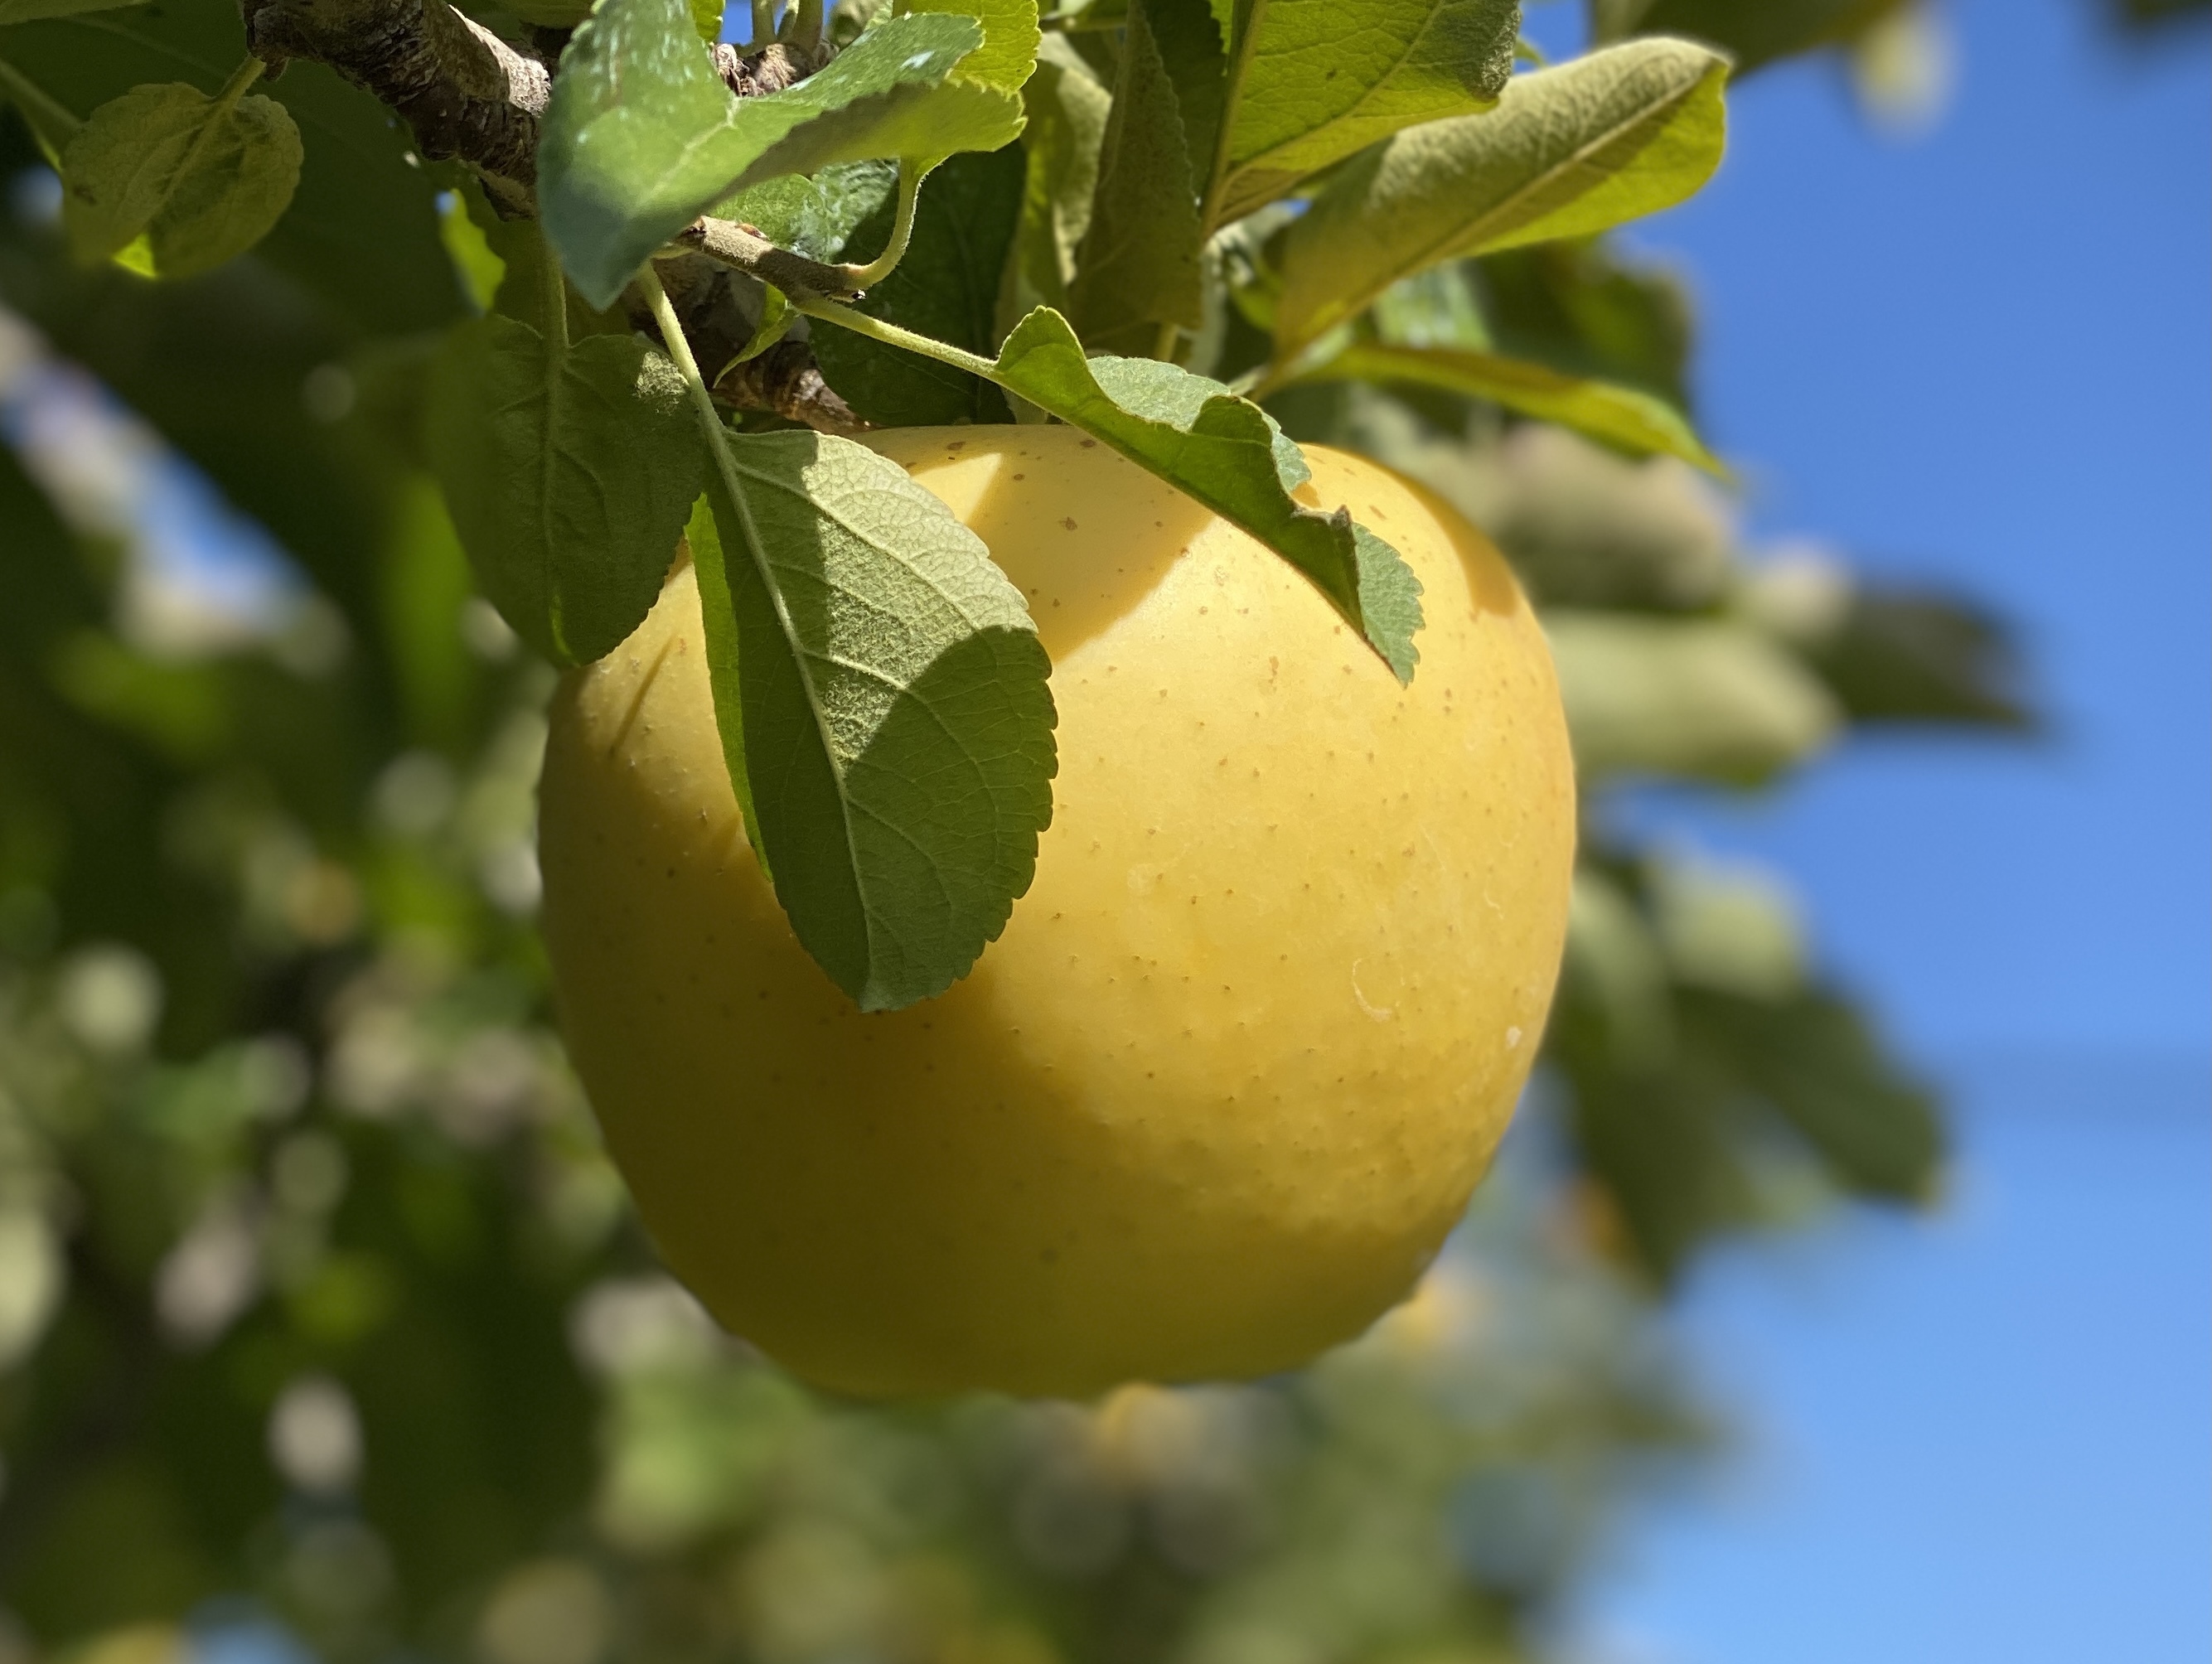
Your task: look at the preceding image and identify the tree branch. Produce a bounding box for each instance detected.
[244,0,549,212]
[240,0,857,428]
[715,339,864,433]
[670,218,859,302]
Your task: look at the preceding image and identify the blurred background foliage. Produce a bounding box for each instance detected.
[0,0,2187,1658]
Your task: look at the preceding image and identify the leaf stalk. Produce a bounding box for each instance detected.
[833,158,924,292]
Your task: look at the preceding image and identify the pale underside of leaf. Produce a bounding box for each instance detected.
[60,81,302,278]
[985,307,1424,680]
[1273,37,1728,356]
[1210,0,1521,226]
[1314,341,1722,472]
[687,431,1057,1013]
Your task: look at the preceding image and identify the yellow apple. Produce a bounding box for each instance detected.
[536,427,1576,1399]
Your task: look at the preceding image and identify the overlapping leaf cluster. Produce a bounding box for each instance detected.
[0,0,1755,1010]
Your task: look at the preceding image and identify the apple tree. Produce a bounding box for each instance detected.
[0,0,2097,1657]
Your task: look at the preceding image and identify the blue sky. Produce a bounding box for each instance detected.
[1516,3,2210,1659]
[1532,0,2210,1057]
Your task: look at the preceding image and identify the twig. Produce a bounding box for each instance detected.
[240,0,859,430]
[714,340,864,434]
[673,218,859,301]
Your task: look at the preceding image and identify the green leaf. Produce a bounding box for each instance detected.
[1311,341,1721,471]
[1595,0,1905,75]
[1479,426,1730,612]
[1009,37,1111,312]
[1681,987,1945,1201]
[1274,37,1729,356]
[1566,1064,1739,1281]
[438,189,506,314]
[685,429,1057,1011]
[1065,0,1205,353]
[1753,578,2034,731]
[1150,0,1229,195]
[0,0,141,22]
[59,74,302,279]
[541,0,1026,308]
[3,6,461,336]
[989,307,1424,679]
[904,0,1043,92]
[1208,0,1520,226]
[718,159,900,260]
[424,314,707,666]
[1545,612,1840,782]
[1478,239,1696,413]
[812,145,1024,425]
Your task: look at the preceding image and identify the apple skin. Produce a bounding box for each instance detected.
[536,427,1576,1399]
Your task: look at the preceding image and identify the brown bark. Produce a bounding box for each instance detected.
[240,0,856,428]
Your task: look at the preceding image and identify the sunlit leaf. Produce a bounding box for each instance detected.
[1274,38,1728,355]
[1310,341,1721,470]
[986,307,1423,678]
[541,0,1023,308]
[1209,0,1520,225]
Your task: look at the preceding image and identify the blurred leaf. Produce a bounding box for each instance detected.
[1647,856,1804,1000]
[61,75,301,279]
[1308,341,1721,470]
[1478,237,1695,411]
[1682,987,1945,1201]
[0,0,143,18]
[685,429,1058,1011]
[1591,0,1909,72]
[2102,0,2212,23]
[1806,588,2032,728]
[1480,427,1730,610]
[1566,1066,1739,1281]
[424,315,706,666]
[812,146,1024,425]
[0,52,79,161]
[1274,38,1728,356]
[1546,612,1841,782]
[0,12,460,336]
[438,190,506,316]
[1210,0,1520,225]
[1562,868,1676,1071]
